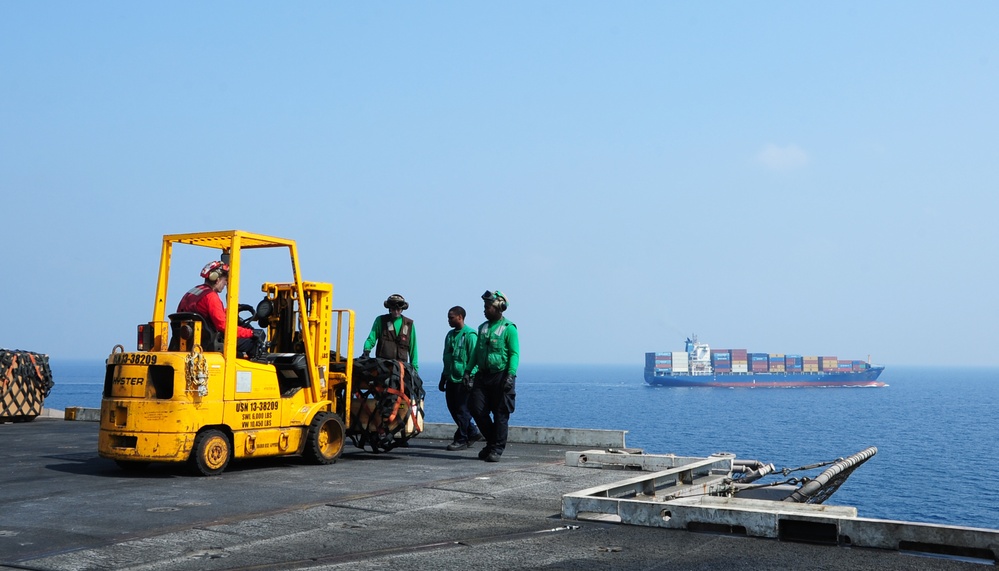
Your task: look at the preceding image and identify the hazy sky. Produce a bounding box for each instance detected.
[2,3,996,366]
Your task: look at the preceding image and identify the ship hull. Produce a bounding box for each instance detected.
[644,367,885,388]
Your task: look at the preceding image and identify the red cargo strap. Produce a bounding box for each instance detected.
[28,353,46,383]
[385,361,418,428]
[1,354,14,390]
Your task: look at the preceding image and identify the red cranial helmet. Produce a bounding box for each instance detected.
[200,261,229,281]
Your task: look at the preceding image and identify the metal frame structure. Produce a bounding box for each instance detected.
[562,449,999,563]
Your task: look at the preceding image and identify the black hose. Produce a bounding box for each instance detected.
[783,446,878,503]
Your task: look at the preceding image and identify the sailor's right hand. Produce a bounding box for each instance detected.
[253,328,266,343]
[361,350,370,359]
[438,372,447,392]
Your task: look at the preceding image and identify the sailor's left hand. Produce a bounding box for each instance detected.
[502,373,516,392]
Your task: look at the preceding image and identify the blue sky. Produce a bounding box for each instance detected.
[2,3,997,366]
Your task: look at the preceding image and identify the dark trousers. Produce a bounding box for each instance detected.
[445,381,479,444]
[237,337,255,357]
[468,371,516,455]
[237,336,260,359]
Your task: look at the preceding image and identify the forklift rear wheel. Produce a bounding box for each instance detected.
[304,412,345,464]
[191,429,231,476]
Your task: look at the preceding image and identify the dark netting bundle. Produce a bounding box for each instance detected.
[348,357,425,452]
[1,349,54,423]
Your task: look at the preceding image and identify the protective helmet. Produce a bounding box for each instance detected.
[384,294,409,310]
[481,290,508,311]
[200,261,229,281]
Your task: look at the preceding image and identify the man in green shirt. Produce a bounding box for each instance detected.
[361,294,418,371]
[441,306,481,451]
[466,290,519,463]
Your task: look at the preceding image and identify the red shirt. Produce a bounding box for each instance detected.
[178,284,253,338]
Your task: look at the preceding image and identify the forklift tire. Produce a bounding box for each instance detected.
[304,412,345,465]
[190,429,231,476]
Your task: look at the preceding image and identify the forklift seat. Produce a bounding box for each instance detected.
[168,312,223,352]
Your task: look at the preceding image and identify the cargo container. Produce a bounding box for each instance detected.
[670,351,689,374]
[785,355,803,372]
[769,354,785,373]
[710,350,731,363]
[749,353,769,372]
[820,357,839,372]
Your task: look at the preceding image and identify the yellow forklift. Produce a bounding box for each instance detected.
[98,230,356,475]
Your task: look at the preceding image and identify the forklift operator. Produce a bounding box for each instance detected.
[178,261,265,358]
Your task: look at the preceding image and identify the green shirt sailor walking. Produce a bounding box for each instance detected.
[441,306,481,451]
[466,290,519,462]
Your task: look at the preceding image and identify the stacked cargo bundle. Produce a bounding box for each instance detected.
[769,354,785,373]
[731,349,748,373]
[348,357,425,453]
[710,349,731,373]
[1,349,54,423]
[820,356,839,372]
[785,355,803,372]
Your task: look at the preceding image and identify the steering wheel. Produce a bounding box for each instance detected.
[237,304,256,328]
[255,298,274,327]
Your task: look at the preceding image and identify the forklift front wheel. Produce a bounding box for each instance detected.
[304,412,345,465]
[190,429,231,476]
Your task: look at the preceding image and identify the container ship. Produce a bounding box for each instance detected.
[645,336,885,388]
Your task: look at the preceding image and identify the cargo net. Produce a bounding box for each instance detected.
[349,357,425,452]
[1,349,54,423]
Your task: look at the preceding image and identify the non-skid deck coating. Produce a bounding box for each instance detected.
[1,418,991,570]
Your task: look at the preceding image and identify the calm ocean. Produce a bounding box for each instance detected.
[43,360,999,530]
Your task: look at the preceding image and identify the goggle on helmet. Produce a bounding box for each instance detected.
[384,294,409,310]
[200,261,230,281]
[481,290,508,311]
